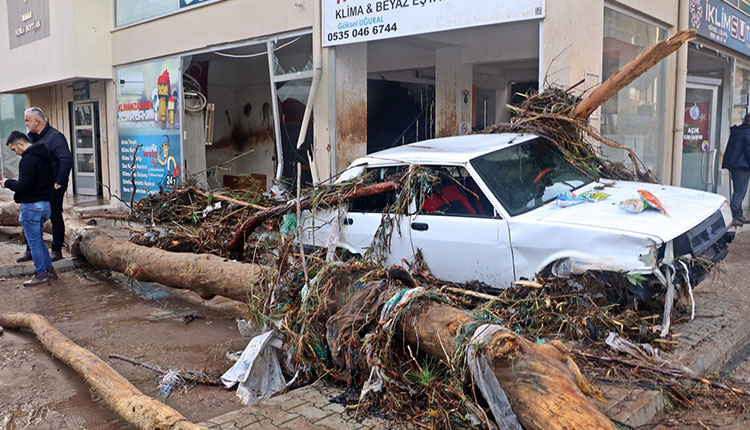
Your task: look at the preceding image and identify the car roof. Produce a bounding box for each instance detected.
[352,133,539,167]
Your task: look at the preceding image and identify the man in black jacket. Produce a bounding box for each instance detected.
[16,107,73,263]
[1,131,57,285]
[722,113,750,224]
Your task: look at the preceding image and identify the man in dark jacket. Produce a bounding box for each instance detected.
[1,131,57,285]
[16,107,73,263]
[722,113,750,223]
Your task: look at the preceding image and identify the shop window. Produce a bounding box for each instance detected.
[0,94,26,178]
[734,60,750,124]
[601,8,667,179]
[115,0,221,28]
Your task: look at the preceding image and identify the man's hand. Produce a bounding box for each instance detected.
[0,178,5,188]
[54,183,61,190]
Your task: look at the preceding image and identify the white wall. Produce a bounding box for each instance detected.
[0,0,112,93]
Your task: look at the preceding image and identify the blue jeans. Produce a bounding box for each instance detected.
[19,201,52,274]
[730,168,750,217]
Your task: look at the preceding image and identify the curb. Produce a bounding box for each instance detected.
[0,257,79,278]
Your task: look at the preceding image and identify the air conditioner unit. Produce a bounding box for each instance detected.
[118,70,145,96]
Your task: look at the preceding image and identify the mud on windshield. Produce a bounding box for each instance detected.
[470,138,597,216]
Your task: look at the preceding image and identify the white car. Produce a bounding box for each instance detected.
[303,134,733,298]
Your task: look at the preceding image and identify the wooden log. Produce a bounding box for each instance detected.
[0,312,205,430]
[573,30,696,119]
[69,224,275,301]
[399,302,617,430]
[225,181,398,251]
[0,200,275,302]
[191,187,267,211]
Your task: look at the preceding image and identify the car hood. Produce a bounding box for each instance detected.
[531,181,726,242]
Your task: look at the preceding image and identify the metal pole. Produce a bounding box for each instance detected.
[267,40,285,181]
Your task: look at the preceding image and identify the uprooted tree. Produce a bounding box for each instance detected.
[0,29,697,430]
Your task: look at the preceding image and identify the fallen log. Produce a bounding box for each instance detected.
[0,200,274,302]
[573,29,696,119]
[398,302,617,430]
[0,312,205,430]
[225,180,398,251]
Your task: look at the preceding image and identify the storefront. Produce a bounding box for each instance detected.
[688,0,750,204]
[322,0,545,164]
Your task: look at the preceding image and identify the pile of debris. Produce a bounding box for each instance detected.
[5,28,746,430]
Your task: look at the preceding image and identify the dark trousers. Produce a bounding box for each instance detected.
[25,184,67,254]
[730,168,750,217]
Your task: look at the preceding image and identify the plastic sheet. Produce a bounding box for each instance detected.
[220,331,286,405]
[466,324,522,430]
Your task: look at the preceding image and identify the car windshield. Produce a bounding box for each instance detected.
[470,137,597,216]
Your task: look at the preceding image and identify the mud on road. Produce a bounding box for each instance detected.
[0,244,248,429]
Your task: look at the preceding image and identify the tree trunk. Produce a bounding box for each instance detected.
[573,30,696,119]
[0,201,274,302]
[0,312,205,430]
[399,302,617,430]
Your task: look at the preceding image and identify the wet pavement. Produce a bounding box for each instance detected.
[0,226,248,429]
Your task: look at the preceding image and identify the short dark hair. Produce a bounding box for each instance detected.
[744,113,750,125]
[6,130,30,146]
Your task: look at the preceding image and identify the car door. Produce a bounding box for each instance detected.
[340,165,411,263]
[403,165,515,289]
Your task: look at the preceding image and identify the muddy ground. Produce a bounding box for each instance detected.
[0,228,249,429]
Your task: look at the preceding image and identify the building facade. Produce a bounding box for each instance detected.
[0,0,746,211]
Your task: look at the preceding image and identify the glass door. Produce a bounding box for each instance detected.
[71,102,99,196]
[681,81,719,192]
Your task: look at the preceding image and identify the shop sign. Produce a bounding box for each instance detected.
[72,80,90,101]
[115,58,183,203]
[6,0,50,49]
[322,0,545,47]
[689,0,750,56]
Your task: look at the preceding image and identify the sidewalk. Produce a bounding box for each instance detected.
[596,225,750,427]
[198,384,391,430]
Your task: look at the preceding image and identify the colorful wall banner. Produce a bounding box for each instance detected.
[322,0,545,47]
[116,57,182,202]
[689,0,750,56]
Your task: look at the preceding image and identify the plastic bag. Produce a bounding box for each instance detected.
[619,198,648,213]
[638,189,669,216]
[579,190,610,202]
[279,213,298,235]
[556,191,586,207]
[220,331,287,405]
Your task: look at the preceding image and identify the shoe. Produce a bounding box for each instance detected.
[734,214,750,224]
[16,252,32,263]
[50,250,63,262]
[46,268,58,280]
[23,272,50,286]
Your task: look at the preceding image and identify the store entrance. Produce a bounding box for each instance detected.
[681,78,721,192]
[69,101,102,196]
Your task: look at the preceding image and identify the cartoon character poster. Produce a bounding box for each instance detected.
[116,57,182,202]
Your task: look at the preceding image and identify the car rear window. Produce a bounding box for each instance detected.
[349,165,407,213]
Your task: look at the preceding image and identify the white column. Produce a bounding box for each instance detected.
[435,47,473,137]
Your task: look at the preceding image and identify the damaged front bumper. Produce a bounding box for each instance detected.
[637,208,733,300]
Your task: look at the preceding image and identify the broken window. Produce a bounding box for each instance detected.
[418,166,495,218]
[350,166,407,213]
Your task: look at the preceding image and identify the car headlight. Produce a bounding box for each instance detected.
[720,201,732,228]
